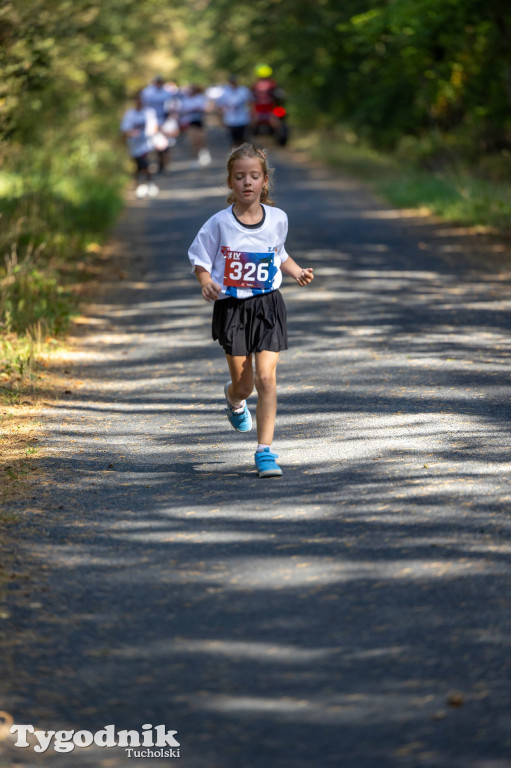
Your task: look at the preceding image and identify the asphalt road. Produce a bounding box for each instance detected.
[2,128,511,768]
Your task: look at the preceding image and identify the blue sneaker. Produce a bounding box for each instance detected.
[255,447,283,478]
[224,381,252,432]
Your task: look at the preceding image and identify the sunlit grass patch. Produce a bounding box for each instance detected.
[295,129,511,234]
[0,126,128,384]
[0,396,44,511]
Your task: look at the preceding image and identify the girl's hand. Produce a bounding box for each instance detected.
[201,279,222,302]
[296,267,314,286]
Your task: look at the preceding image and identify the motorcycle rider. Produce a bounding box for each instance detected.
[251,64,287,143]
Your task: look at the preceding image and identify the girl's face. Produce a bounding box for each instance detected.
[228,157,268,207]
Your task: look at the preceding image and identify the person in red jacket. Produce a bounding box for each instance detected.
[251,64,279,134]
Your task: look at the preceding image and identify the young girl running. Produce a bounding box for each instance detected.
[188,142,314,477]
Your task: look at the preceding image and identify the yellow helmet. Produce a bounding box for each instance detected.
[254,64,273,78]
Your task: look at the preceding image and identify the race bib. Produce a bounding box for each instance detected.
[222,247,276,291]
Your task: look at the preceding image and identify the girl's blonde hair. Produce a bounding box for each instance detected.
[226,143,274,206]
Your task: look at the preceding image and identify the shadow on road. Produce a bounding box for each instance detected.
[2,130,511,768]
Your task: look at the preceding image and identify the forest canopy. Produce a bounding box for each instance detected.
[1,0,510,363]
[1,0,510,154]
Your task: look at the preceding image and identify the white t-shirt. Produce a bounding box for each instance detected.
[217,85,253,127]
[141,83,179,124]
[120,107,158,157]
[188,205,289,300]
[179,93,208,126]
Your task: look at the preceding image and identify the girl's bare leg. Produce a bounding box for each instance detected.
[188,126,206,158]
[225,354,254,407]
[254,351,279,445]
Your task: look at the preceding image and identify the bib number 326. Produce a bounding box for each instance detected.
[222,248,274,290]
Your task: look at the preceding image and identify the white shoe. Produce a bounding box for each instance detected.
[135,183,148,198]
[198,148,211,167]
[147,183,159,197]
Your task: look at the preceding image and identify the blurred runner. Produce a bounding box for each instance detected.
[216,74,253,147]
[179,85,212,167]
[141,75,180,172]
[120,91,159,199]
[155,106,181,174]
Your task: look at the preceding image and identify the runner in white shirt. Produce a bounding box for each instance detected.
[141,76,180,172]
[120,92,159,198]
[216,75,254,146]
[188,143,314,478]
[189,204,288,300]
[179,85,211,167]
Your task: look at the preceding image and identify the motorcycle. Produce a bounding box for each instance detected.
[271,104,289,146]
[252,89,289,146]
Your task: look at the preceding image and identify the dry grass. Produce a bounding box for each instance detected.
[0,230,135,511]
[0,390,43,599]
[1,384,47,507]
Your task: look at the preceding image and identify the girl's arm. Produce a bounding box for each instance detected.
[281,257,314,286]
[195,266,222,301]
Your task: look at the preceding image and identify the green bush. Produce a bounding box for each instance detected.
[295,128,511,235]
[0,125,127,381]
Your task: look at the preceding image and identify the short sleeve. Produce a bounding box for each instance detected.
[188,217,219,273]
[120,111,132,133]
[146,108,158,135]
[277,212,289,263]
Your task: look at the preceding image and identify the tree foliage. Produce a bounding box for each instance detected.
[1,0,509,347]
[203,0,511,153]
[0,0,205,148]
[1,0,510,159]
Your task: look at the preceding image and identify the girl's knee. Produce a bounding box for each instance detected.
[255,370,276,394]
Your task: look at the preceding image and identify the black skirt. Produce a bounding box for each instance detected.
[212,290,288,356]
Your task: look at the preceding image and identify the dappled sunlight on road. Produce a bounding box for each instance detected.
[110,637,335,662]
[185,690,445,724]
[4,133,511,768]
[154,186,227,202]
